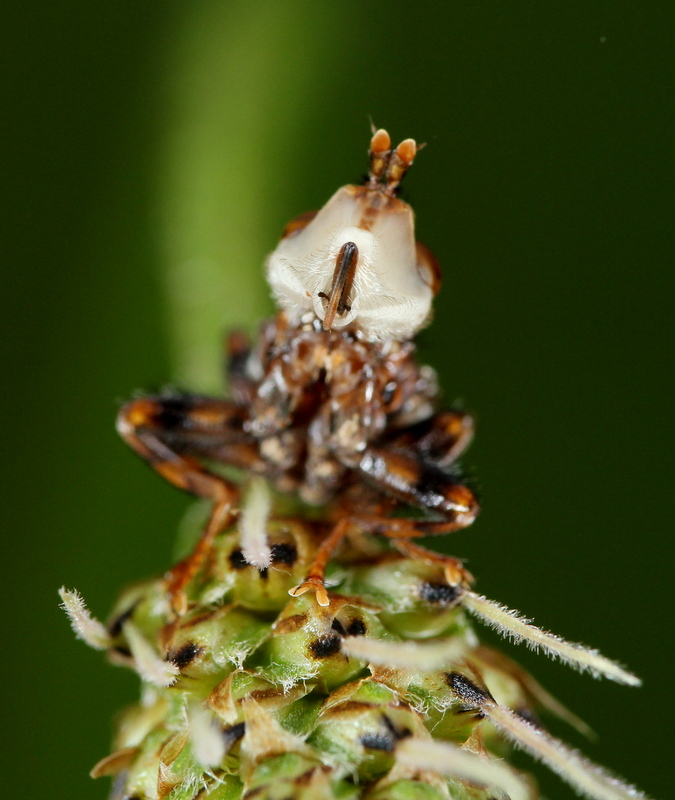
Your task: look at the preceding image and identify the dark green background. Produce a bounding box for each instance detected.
[2,3,672,798]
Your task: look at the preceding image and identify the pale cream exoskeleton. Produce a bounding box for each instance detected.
[266,131,441,342]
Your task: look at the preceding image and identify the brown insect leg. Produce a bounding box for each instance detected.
[390,538,474,587]
[356,446,479,531]
[288,518,351,607]
[117,395,252,613]
[388,410,475,467]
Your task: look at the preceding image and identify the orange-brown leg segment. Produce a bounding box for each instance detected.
[356,446,479,531]
[387,410,475,467]
[117,395,256,613]
[352,441,478,586]
[288,518,351,607]
[391,538,474,587]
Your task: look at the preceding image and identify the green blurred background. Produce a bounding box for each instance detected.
[2,2,672,797]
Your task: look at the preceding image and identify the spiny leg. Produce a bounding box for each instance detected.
[117,394,255,613]
[288,518,351,607]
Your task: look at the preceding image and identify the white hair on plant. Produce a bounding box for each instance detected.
[239,475,273,569]
[397,737,532,800]
[341,634,465,670]
[188,701,226,768]
[122,621,179,687]
[485,702,651,800]
[58,587,112,650]
[461,591,641,686]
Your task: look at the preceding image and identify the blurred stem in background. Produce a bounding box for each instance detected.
[159,1,345,392]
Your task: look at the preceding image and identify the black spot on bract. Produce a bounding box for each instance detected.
[360,732,395,752]
[419,581,460,605]
[309,634,342,659]
[223,721,245,748]
[382,713,411,741]
[270,542,298,566]
[446,672,493,708]
[346,618,367,636]
[167,642,202,669]
[331,618,347,636]
[229,549,248,570]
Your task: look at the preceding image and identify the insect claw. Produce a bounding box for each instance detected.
[289,576,331,607]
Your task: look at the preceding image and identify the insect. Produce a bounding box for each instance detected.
[117,128,479,614]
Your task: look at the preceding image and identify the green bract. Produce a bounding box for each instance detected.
[61,512,650,800]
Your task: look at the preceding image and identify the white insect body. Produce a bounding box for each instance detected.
[266,136,438,342]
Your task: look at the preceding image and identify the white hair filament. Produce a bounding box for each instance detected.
[485,702,651,800]
[59,587,112,650]
[397,737,532,800]
[461,591,640,686]
[189,702,226,768]
[239,476,273,569]
[341,635,465,670]
[122,621,179,687]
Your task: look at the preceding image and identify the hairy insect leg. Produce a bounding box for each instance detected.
[117,395,253,613]
[289,518,351,607]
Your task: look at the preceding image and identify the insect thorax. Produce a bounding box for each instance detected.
[238,313,438,505]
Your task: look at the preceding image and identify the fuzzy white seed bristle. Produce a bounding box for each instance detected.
[189,702,226,768]
[397,737,532,800]
[59,587,112,650]
[462,591,641,686]
[122,621,179,687]
[341,635,465,670]
[485,703,651,800]
[239,476,273,569]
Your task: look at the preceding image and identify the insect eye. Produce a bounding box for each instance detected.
[415,241,442,295]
